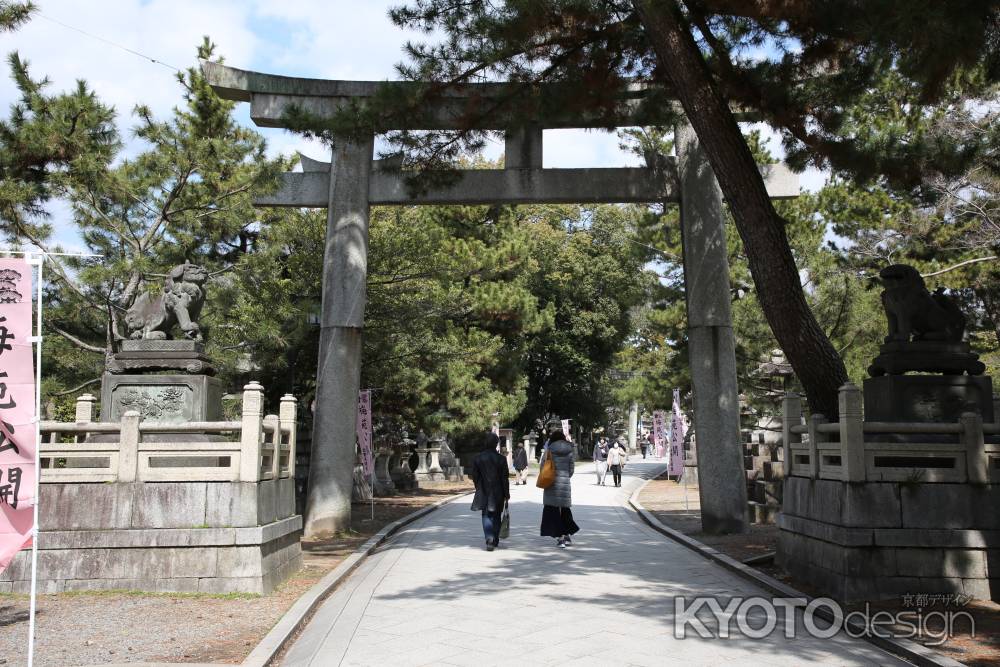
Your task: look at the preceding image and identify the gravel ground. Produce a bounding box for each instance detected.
[638,473,777,561]
[0,484,471,667]
[0,569,323,666]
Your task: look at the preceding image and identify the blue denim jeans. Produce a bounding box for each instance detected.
[481,508,502,544]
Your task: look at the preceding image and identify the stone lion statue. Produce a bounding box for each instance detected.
[879,264,965,343]
[125,262,209,341]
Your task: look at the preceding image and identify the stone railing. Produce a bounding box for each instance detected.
[39,381,296,483]
[782,383,1000,484]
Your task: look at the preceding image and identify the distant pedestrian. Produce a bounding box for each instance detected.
[608,438,628,487]
[593,437,609,485]
[512,441,529,485]
[470,432,510,551]
[539,424,579,548]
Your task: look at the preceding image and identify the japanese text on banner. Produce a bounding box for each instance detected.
[652,410,667,458]
[668,389,686,476]
[0,259,37,573]
[356,390,374,477]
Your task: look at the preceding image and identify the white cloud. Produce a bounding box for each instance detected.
[1,0,258,123]
[246,0,420,80]
[542,129,642,169]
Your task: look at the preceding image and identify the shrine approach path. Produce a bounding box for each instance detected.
[280,460,909,666]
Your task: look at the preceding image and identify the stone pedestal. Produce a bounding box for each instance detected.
[0,479,301,594]
[434,435,465,482]
[373,446,396,496]
[389,440,416,491]
[778,477,1000,602]
[414,441,447,484]
[863,374,994,424]
[107,339,215,375]
[868,340,985,377]
[101,373,225,424]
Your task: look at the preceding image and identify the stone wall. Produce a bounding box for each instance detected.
[778,477,999,601]
[0,478,301,594]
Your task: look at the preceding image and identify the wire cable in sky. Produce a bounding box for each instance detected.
[36,13,180,72]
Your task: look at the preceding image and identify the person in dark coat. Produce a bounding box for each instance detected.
[539,426,579,548]
[512,442,529,485]
[470,432,510,551]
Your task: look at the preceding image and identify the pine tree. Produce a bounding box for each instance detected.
[6,40,287,402]
[363,0,999,416]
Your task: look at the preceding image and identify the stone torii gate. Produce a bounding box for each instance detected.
[203,62,799,537]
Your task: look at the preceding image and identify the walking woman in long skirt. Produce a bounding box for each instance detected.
[539,425,579,548]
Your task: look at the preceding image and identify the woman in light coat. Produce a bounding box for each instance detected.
[607,438,628,487]
[539,426,579,548]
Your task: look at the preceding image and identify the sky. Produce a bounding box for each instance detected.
[1,0,828,249]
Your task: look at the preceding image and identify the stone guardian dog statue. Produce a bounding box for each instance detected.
[878,264,965,343]
[125,262,209,341]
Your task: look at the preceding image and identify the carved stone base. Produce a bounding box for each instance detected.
[107,340,216,375]
[101,373,224,423]
[863,373,994,424]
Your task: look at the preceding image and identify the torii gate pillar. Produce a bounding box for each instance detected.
[676,121,748,533]
[306,136,374,537]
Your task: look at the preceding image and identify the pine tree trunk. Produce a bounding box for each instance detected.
[633,0,848,417]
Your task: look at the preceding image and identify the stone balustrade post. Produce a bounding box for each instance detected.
[961,411,987,484]
[806,413,825,480]
[782,392,802,477]
[239,381,265,482]
[264,414,280,479]
[74,393,97,444]
[993,397,1000,425]
[839,382,866,482]
[75,393,96,423]
[280,394,298,477]
[118,410,140,482]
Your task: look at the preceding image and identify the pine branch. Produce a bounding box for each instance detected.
[0,1,35,32]
[53,376,101,396]
[922,256,999,278]
[50,325,105,353]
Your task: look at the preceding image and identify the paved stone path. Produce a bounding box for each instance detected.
[282,461,908,666]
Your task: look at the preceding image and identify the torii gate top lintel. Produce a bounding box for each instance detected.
[201,61,798,207]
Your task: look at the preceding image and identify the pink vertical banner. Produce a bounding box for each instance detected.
[356,389,374,477]
[652,410,667,458]
[561,418,572,442]
[0,259,37,574]
[668,389,686,476]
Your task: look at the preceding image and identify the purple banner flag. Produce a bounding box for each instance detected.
[668,389,685,476]
[652,410,667,458]
[357,390,374,477]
